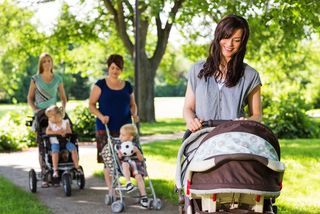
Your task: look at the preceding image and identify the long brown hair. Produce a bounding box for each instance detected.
[38,52,53,74]
[198,15,250,87]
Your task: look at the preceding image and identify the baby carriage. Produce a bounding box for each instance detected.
[175,120,285,214]
[101,125,162,213]
[26,109,85,196]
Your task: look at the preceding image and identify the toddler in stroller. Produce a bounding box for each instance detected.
[175,120,285,214]
[101,123,162,212]
[27,105,85,196]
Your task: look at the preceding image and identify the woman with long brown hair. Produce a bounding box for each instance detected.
[183,15,262,132]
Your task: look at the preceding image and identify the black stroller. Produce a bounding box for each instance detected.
[26,109,85,196]
[175,120,285,214]
[101,125,162,213]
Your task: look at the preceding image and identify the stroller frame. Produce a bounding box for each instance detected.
[27,111,85,196]
[102,125,162,213]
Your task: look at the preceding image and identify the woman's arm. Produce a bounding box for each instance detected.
[247,85,262,122]
[27,80,38,112]
[130,93,139,123]
[58,83,67,110]
[89,85,109,124]
[183,82,202,132]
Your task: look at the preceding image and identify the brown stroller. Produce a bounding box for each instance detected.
[175,120,285,214]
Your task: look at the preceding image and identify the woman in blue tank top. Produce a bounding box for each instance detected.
[89,54,139,199]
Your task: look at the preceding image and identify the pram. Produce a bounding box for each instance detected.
[26,109,85,196]
[101,125,162,213]
[175,120,285,214]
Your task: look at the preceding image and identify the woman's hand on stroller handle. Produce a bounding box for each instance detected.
[99,115,110,124]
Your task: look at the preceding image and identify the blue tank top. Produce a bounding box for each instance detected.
[95,79,133,132]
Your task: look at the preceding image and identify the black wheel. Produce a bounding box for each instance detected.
[272,205,278,214]
[76,166,85,189]
[29,169,37,193]
[62,173,72,197]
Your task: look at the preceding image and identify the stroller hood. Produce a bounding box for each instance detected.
[176,120,284,193]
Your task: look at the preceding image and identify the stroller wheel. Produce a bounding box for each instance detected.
[29,169,37,193]
[76,166,85,189]
[62,173,72,197]
[153,198,162,210]
[111,200,124,213]
[272,205,278,214]
[147,199,153,209]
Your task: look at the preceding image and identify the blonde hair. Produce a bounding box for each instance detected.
[45,105,65,118]
[120,124,137,137]
[38,52,53,74]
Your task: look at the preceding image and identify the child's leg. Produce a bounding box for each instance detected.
[66,142,79,169]
[135,174,146,196]
[122,162,131,183]
[50,142,60,177]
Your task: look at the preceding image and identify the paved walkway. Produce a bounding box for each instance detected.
[0,133,183,214]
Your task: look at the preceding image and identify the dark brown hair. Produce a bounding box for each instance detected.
[198,15,250,87]
[106,54,124,70]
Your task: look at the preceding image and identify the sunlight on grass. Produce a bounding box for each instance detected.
[276,139,320,213]
[140,118,185,135]
[0,176,51,214]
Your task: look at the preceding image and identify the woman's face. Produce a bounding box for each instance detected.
[108,63,122,78]
[219,28,243,62]
[41,56,52,72]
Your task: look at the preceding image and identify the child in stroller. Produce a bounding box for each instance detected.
[101,123,162,212]
[45,105,83,178]
[117,124,148,207]
[176,120,285,214]
[27,105,85,196]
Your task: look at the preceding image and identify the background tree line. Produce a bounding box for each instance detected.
[0,0,319,138]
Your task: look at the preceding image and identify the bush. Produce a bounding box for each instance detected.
[263,91,320,139]
[0,111,35,151]
[70,105,96,141]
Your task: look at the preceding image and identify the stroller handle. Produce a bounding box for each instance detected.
[201,120,231,128]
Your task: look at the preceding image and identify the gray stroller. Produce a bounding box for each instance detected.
[101,125,162,213]
[176,120,285,214]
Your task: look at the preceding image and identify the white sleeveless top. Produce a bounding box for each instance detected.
[48,119,69,131]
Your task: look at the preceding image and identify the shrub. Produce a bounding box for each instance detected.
[263,91,320,139]
[70,105,96,140]
[0,111,35,151]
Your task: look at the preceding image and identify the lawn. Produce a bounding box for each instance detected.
[0,176,51,214]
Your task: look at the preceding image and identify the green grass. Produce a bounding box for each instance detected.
[0,176,51,214]
[140,118,185,135]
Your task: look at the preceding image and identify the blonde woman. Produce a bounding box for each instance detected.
[27,52,67,187]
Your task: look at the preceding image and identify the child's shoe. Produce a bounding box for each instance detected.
[125,182,136,193]
[140,196,148,208]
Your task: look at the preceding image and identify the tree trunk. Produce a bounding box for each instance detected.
[137,54,156,122]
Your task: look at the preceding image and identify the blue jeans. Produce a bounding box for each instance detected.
[51,140,76,153]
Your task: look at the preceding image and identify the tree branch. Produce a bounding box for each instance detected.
[151,0,184,70]
[103,0,134,55]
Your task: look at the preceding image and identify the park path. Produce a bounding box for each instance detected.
[0,132,184,214]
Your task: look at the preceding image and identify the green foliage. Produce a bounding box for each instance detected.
[70,104,96,140]
[0,110,35,151]
[263,91,320,139]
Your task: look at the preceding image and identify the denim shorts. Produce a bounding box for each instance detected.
[51,142,76,153]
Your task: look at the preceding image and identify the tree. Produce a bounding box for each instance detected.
[101,0,184,122]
